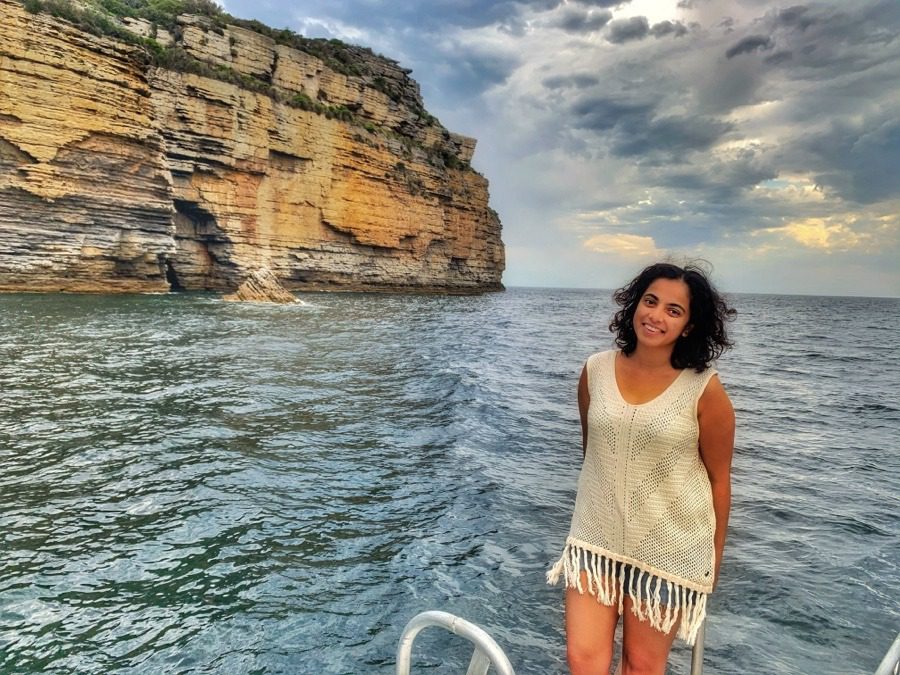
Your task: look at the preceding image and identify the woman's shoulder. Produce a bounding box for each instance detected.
[692,363,720,386]
[697,372,734,423]
[679,364,719,400]
[583,350,616,387]
[585,349,617,366]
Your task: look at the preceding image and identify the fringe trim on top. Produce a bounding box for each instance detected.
[546,541,708,646]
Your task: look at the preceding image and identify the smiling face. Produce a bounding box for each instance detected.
[632,277,692,350]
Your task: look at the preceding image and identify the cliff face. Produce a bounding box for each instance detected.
[0,0,505,294]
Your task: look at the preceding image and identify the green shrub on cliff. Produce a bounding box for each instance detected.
[288,93,357,123]
[325,105,354,122]
[290,92,322,113]
[24,0,143,44]
[24,0,228,33]
[147,43,278,97]
[109,0,226,30]
[95,0,136,19]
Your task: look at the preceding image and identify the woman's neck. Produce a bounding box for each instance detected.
[626,345,676,370]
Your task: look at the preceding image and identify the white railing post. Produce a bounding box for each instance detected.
[396,610,516,675]
[690,619,706,675]
[465,647,492,675]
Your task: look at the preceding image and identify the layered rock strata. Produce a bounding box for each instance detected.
[0,0,505,294]
[0,3,174,292]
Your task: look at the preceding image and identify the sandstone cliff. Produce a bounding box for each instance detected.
[0,0,505,294]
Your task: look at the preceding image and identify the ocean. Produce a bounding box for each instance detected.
[1,288,897,674]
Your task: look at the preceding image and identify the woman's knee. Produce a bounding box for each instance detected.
[567,638,612,675]
[620,640,669,675]
[622,650,666,675]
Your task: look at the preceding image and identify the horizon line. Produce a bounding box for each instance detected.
[504,284,899,301]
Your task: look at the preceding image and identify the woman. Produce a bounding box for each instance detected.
[547,262,736,675]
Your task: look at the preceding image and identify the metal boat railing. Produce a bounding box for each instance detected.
[396,611,708,675]
[396,611,516,675]
[397,614,898,675]
[875,632,900,675]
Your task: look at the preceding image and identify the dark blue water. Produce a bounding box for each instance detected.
[1,289,897,674]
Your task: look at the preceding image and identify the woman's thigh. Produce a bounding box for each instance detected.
[621,596,679,674]
[565,576,619,675]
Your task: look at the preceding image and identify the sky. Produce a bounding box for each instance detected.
[221,0,899,297]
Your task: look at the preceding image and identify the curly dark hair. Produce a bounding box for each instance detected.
[609,262,736,372]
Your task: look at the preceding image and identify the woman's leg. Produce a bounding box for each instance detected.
[565,576,619,675]
[620,596,679,675]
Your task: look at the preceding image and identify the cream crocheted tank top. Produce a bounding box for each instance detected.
[547,350,718,645]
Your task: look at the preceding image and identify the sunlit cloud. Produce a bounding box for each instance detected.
[583,232,662,258]
[762,219,868,252]
[752,209,899,254]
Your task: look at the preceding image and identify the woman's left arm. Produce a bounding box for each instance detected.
[697,375,735,588]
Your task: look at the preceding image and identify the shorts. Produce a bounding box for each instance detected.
[576,550,696,607]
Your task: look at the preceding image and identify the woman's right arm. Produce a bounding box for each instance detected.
[578,364,590,457]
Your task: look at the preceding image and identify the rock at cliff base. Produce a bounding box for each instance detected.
[222,269,298,303]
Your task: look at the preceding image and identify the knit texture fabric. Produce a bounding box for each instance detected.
[547,350,718,645]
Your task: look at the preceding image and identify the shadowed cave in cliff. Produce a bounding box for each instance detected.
[168,199,238,291]
[165,259,183,290]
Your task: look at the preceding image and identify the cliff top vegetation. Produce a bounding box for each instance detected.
[18,0,469,171]
[22,0,389,78]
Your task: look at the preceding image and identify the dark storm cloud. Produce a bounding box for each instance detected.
[763,50,793,65]
[553,7,613,33]
[765,0,899,73]
[444,50,523,97]
[569,95,654,132]
[606,16,650,43]
[543,74,601,90]
[649,20,689,38]
[568,90,734,160]
[800,119,900,204]
[774,5,816,31]
[403,0,563,30]
[606,16,688,44]
[656,150,778,203]
[697,70,762,113]
[725,35,774,58]
[611,115,734,158]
